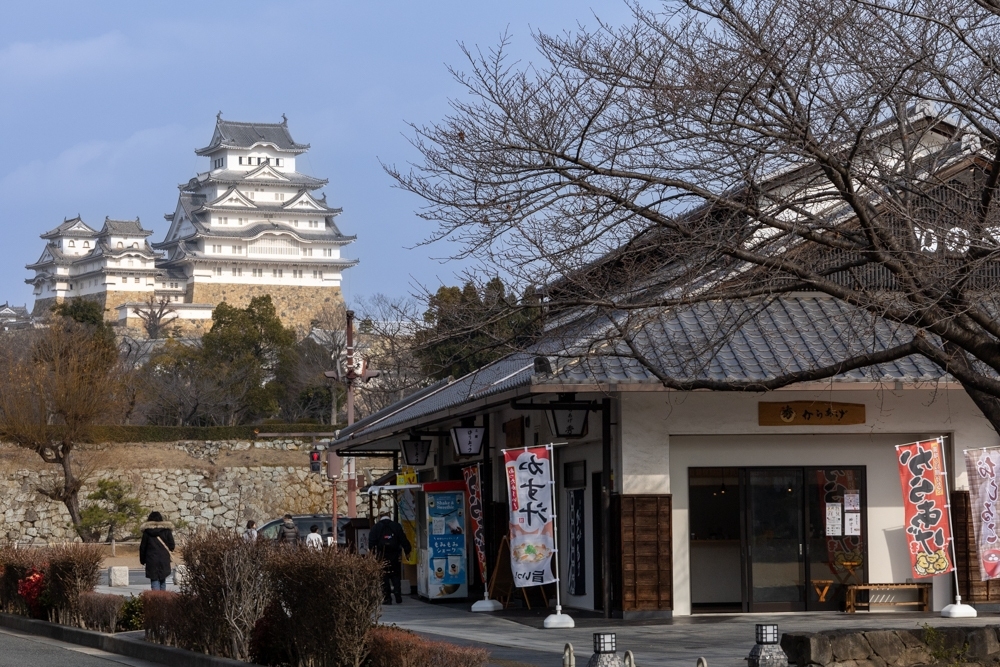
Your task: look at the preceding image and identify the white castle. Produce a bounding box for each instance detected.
[26,115,357,332]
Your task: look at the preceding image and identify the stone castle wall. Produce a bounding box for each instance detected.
[190,283,344,332]
[0,440,391,545]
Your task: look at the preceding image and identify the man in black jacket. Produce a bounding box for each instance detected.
[275,514,300,545]
[368,512,411,604]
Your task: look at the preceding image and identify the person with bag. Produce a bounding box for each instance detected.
[139,511,175,590]
[368,512,411,605]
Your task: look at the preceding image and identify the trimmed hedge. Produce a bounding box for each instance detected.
[77,423,338,443]
[367,626,489,667]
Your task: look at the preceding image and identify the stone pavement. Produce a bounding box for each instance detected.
[380,599,1000,667]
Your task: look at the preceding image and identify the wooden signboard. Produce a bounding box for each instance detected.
[759,401,865,426]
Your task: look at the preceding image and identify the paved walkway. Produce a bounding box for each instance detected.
[381,599,1000,667]
[0,627,160,667]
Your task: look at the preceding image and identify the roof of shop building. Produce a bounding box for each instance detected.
[334,295,949,451]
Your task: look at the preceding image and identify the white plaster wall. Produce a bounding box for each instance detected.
[620,388,999,616]
[555,440,603,612]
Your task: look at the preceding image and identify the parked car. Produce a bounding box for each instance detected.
[258,514,349,545]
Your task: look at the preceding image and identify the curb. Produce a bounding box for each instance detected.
[0,613,248,666]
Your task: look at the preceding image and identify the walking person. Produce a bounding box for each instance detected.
[242,520,258,542]
[368,512,411,605]
[275,514,300,545]
[139,511,175,591]
[305,524,323,550]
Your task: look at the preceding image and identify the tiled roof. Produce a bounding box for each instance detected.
[334,296,952,450]
[39,216,97,239]
[196,118,309,155]
[99,218,152,237]
[183,169,327,190]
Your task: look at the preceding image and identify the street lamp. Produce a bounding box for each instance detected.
[401,438,432,466]
[546,405,589,439]
[450,426,485,457]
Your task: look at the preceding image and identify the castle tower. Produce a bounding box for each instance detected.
[152,115,358,330]
[26,216,160,316]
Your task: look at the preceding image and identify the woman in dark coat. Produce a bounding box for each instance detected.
[139,511,175,590]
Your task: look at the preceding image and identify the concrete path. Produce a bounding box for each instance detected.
[380,599,1000,667]
[0,626,161,667]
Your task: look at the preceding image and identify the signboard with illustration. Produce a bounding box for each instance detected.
[895,438,954,578]
[965,447,1000,579]
[417,481,467,600]
[503,445,557,588]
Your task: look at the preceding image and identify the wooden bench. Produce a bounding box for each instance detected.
[846,583,931,613]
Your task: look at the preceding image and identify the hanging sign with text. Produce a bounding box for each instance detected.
[503,445,557,588]
[462,464,488,584]
[965,447,1000,579]
[895,438,954,578]
[759,401,866,426]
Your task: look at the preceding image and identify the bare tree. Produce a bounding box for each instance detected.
[388,0,1000,433]
[131,295,179,340]
[0,321,129,537]
[354,294,430,418]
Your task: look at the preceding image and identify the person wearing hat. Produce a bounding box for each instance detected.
[139,511,175,590]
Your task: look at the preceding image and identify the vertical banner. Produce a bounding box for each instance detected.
[462,464,488,584]
[397,470,418,565]
[504,446,557,587]
[566,488,586,595]
[896,438,954,578]
[965,447,1000,580]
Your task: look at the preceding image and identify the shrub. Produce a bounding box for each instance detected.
[366,626,489,667]
[267,547,384,667]
[141,591,187,646]
[249,601,292,666]
[45,543,104,626]
[179,530,274,661]
[0,545,47,615]
[117,594,143,631]
[79,592,125,632]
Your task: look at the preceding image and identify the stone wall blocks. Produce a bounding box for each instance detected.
[965,628,1000,660]
[863,632,906,665]
[830,634,873,662]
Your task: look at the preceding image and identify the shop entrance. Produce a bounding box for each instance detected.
[690,467,867,613]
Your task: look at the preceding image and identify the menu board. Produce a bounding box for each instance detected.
[826,502,842,536]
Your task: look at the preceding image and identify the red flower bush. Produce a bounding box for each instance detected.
[17,569,45,618]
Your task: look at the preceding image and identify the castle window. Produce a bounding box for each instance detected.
[273,268,283,278]
[69,241,75,248]
[214,157,224,169]
[128,260,134,267]
[275,158,282,167]
[232,245,243,254]
[274,193,285,201]
[303,248,313,257]
[252,268,263,277]
[83,241,90,248]
[134,277,140,283]
[313,270,323,279]
[323,248,333,257]
[215,267,222,276]
[232,266,242,277]
[248,191,254,200]
[293,220,299,227]
[132,242,138,248]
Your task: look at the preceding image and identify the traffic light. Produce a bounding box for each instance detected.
[309,450,322,473]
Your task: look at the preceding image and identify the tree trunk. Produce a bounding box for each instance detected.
[59,448,88,541]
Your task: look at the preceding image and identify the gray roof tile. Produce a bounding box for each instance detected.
[196,118,309,155]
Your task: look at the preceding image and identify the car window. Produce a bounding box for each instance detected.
[259,521,280,540]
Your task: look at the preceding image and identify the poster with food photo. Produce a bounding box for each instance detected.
[504,445,557,588]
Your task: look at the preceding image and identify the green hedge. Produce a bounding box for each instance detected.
[81,424,338,443]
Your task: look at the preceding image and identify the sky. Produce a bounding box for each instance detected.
[0,1,640,309]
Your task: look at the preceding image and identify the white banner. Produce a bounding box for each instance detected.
[504,445,557,588]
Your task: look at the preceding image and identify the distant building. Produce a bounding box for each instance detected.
[26,115,357,333]
[0,303,34,330]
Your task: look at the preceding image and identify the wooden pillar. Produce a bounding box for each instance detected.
[602,397,612,618]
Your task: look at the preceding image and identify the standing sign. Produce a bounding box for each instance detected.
[462,464,488,584]
[964,447,1000,579]
[397,470,418,566]
[895,438,954,578]
[417,482,468,600]
[504,445,557,587]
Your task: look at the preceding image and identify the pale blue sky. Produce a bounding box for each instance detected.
[0,1,637,308]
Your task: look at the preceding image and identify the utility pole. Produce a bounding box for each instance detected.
[345,310,357,518]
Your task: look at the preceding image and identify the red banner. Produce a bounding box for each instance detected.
[895,438,954,578]
[503,446,557,587]
[462,464,488,584]
[964,447,1000,579]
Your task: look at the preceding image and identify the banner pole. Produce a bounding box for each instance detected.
[543,443,574,629]
[471,462,502,612]
[939,437,977,618]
